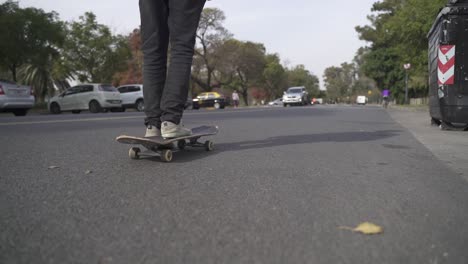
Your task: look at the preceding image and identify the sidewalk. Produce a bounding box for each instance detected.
[388,106,468,181]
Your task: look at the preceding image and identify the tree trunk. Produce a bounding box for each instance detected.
[191,75,211,91]
[9,65,17,82]
[241,88,249,106]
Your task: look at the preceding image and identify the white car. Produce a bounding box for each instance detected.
[282,86,309,107]
[117,84,144,112]
[356,96,367,105]
[0,80,35,116]
[48,83,122,114]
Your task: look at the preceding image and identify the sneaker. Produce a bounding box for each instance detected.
[161,121,192,138]
[145,126,161,137]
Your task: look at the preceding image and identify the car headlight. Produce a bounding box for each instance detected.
[192,98,199,102]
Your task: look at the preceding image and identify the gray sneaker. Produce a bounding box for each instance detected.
[145,126,161,137]
[161,121,191,138]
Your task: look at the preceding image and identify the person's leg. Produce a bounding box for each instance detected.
[160,0,206,125]
[139,0,169,130]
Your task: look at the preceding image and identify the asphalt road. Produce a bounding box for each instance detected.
[1,105,468,264]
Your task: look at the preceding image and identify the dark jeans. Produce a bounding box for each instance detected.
[139,0,206,128]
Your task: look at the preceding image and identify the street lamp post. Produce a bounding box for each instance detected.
[404,63,411,105]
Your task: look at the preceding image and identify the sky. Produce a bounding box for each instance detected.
[16,0,376,89]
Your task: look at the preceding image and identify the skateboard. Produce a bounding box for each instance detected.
[116,125,218,162]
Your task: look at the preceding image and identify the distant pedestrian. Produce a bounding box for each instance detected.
[382,89,390,108]
[232,90,240,108]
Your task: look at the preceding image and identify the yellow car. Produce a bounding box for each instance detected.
[192,92,226,109]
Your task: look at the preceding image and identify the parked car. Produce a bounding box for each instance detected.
[356,95,367,105]
[48,83,122,114]
[0,79,35,116]
[117,84,144,112]
[192,92,226,109]
[268,98,283,106]
[282,86,309,107]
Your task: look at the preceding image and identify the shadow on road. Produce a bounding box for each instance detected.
[217,130,402,153]
[168,130,402,163]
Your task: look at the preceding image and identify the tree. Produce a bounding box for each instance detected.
[0,1,65,83]
[63,12,131,83]
[113,29,143,86]
[191,8,232,92]
[323,63,356,102]
[224,40,266,105]
[263,54,287,100]
[355,0,446,101]
[19,54,74,102]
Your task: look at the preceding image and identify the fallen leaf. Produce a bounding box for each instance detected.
[339,222,383,235]
[48,166,60,170]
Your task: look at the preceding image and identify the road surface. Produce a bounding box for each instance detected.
[1,105,467,264]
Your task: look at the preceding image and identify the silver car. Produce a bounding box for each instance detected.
[282,86,309,107]
[0,80,35,116]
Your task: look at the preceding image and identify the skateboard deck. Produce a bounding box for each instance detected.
[116,125,218,162]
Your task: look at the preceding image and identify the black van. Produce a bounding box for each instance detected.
[428,0,468,129]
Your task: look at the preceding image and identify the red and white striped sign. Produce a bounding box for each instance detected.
[438,45,456,85]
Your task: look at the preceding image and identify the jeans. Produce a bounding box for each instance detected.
[139,0,206,128]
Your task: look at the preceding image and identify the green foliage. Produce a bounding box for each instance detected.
[63,12,130,83]
[356,0,446,101]
[0,1,65,83]
[192,8,232,92]
[323,64,353,102]
[263,54,287,99]
[227,40,267,105]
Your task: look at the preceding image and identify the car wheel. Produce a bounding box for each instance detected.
[72,110,81,114]
[89,100,102,113]
[50,103,61,114]
[214,102,221,109]
[12,109,28,116]
[136,99,144,112]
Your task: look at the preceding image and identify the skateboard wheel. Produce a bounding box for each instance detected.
[161,149,173,162]
[129,147,141,160]
[177,140,186,150]
[204,140,214,151]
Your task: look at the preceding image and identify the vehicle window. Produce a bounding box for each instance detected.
[81,85,93,93]
[118,86,129,93]
[129,86,141,92]
[288,88,303,94]
[64,87,79,96]
[208,93,216,99]
[99,84,117,92]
